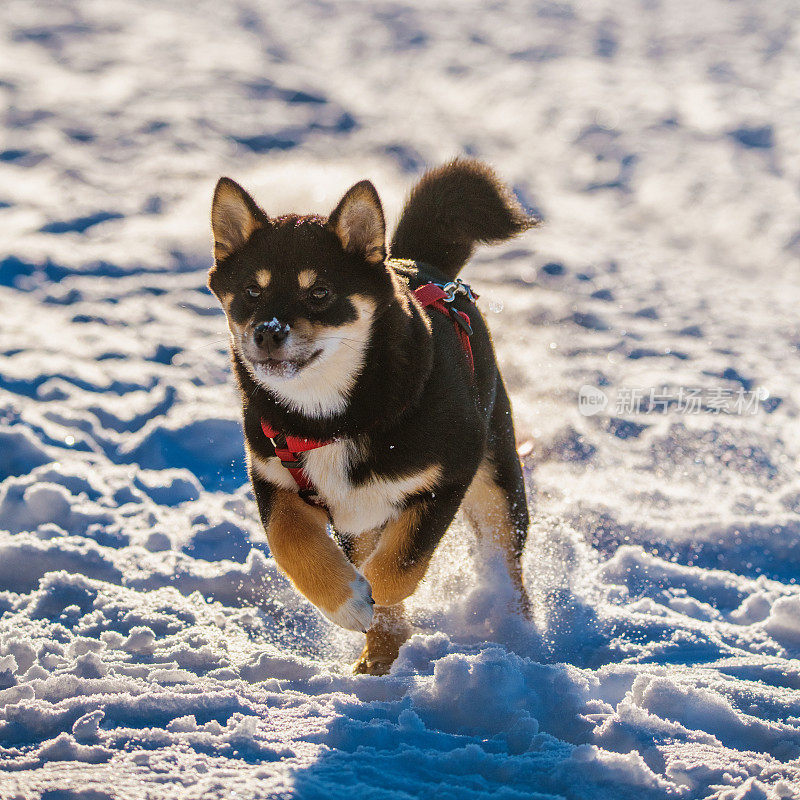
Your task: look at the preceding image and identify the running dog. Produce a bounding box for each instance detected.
[208,158,535,674]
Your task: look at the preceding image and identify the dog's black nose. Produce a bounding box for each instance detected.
[254,319,291,348]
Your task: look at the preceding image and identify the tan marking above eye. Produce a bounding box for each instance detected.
[298,269,318,290]
[255,269,271,288]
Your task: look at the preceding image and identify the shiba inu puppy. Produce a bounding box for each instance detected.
[208,159,535,674]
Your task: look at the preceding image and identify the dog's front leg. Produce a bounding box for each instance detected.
[361,492,463,608]
[253,479,374,632]
[353,603,411,676]
[353,491,465,674]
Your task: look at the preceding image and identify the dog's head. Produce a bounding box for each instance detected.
[208,177,396,417]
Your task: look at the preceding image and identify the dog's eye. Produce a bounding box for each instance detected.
[308,285,330,303]
[245,285,261,299]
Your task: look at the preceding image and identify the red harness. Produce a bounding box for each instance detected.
[411,282,475,372]
[260,280,476,499]
[258,422,330,495]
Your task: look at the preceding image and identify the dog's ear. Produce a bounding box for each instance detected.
[327,180,386,265]
[211,178,265,261]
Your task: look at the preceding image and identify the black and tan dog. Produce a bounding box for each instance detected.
[208,159,535,674]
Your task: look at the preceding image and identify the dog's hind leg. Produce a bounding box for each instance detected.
[462,382,532,619]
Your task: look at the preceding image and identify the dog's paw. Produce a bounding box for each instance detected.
[352,645,394,676]
[322,575,375,632]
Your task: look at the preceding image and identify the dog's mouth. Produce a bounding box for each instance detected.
[249,349,322,378]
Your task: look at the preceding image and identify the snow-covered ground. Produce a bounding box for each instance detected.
[2,0,800,797]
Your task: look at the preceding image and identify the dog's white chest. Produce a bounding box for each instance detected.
[252,439,440,535]
[301,439,439,535]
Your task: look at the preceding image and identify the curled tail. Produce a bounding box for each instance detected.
[390,158,538,279]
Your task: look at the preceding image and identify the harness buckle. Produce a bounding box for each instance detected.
[439,278,477,303]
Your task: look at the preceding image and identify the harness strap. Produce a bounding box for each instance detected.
[259,420,331,499]
[260,278,477,501]
[412,283,475,374]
